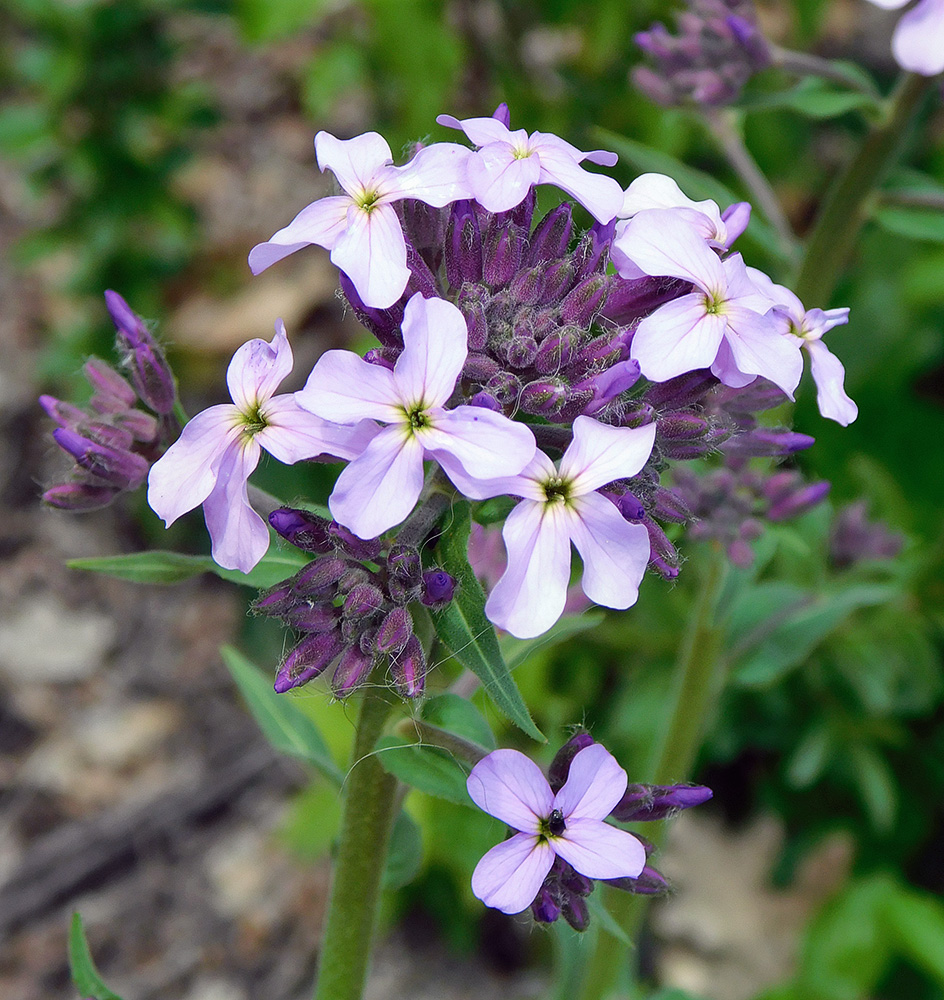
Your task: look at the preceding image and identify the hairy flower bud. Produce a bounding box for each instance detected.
[421,569,456,607]
[610,783,713,822]
[390,634,427,698]
[388,543,423,586]
[284,601,339,633]
[332,645,376,698]
[84,358,137,412]
[338,271,403,348]
[274,630,344,693]
[105,291,176,415]
[269,507,334,554]
[520,378,568,416]
[560,275,609,326]
[605,864,670,896]
[483,221,525,288]
[509,264,546,306]
[342,583,385,622]
[445,201,484,287]
[293,556,350,595]
[376,606,414,655]
[52,428,149,489]
[457,284,490,351]
[548,732,595,792]
[42,481,121,511]
[328,522,383,561]
[485,371,522,406]
[531,886,562,924]
[527,203,573,265]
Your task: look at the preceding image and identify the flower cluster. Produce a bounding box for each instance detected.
[41,291,179,511]
[468,733,711,926]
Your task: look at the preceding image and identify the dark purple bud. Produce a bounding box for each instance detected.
[610,783,713,822]
[659,425,730,460]
[527,204,573,265]
[534,330,575,375]
[483,222,524,288]
[718,379,787,414]
[294,556,350,595]
[332,645,376,698]
[469,391,501,411]
[252,583,297,617]
[561,893,590,932]
[643,369,718,408]
[528,305,560,341]
[363,348,397,371]
[398,198,445,254]
[538,260,575,305]
[463,353,502,383]
[84,358,137,411]
[560,866,594,898]
[571,220,615,281]
[386,575,421,606]
[658,411,710,441]
[645,518,680,578]
[620,402,657,429]
[52,428,149,489]
[338,271,404,348]
[106,292,176,416]
[504,331,538,369]
[274,630,344,692]
[485,371,522,407]
[42,481,121,511]
[337,566,372,594]
[605,865,670,896]
[113,409,159,442]
[421,569,456,607]
[520,378,568,417]
[405,241,440,300]
[376,606,414,655]
[509,264,545,306]
[767,481,830,522]
[611,489,646,522]
[722,200,751,244]
[576,359,641,416]
[80,420,134,451]
[649,552,681,580]
[727,15,770,66]
[445,202,484,288]
[509,189,536,232]
[830,501,904,569]
[457,285,489,351]
[39,395,86,428]
[723,429,815,458]
[560,275,609,327]
[572,334,628,378]
[388,543,423,586]
[328,522,383,561]
[390,634,427,698]
[548,732,595,792]
[651,486,693,524]
[531,886,561,924]
[342,583,385,622]
[603,275,690,325]
[284,601,339,633]
[269,507,334,554]
[491,102,511,128]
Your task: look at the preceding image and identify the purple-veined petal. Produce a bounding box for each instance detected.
[227,321,294,412]
[724,255,781,314]
[711,337,757,388]
[330,202,410,309]
[553,744,629,821]
[527,131,618,168]
[258,396,381,464]
[297,349,402,424]
[723,307,804,398]
[386,143,473,206]
[620,173,723,236]
[202,437,269,572]
[631,295,726,382]
[808,306,851,338]
[722,201,752,244]
[485,500,572,639]
[535,145,624,224]
[436,114,516,147]
[612,209,724,292]
[328,425,425,538]
[422,406,536,479]
[553,819,647,880]
[147,405,239,525]
[806,339,858,426]
[744,265,801,319]
[470,834,556,914]
[394,293,468,408]
[314,130,392,193]
[435,450,550,503]
[467,142,541,213]
[248,197,350,274]
[467,748,554,831]
[568,492,651,611]
[560,416,656,496]
[893,0,944,75]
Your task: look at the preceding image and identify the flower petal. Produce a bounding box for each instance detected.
[560,416,656,496]
[202,438,269,572]
[723,307,804,398]
[386,142,473,206]
[710,337,758,388]
[436,114,514,147]
[422,406,536,479]
[553,743,629,821]
[328,425,425,538]
[553,819,647,880]
[330,202,410,309]
[394,293,468,408]
[620,173,723,237]
[631,294,726,382]
[467,142,541,213]
[226,321,294,412]
[485,499,572,639]
[258,395,381,463]
[297,350,401,424]
[568,492,651,611]
[467,748,554,831]
[248,197,350,275]
[536,144,624,224]
[893,0,944,75]
[806,339,858,426]
[147,405,238,526]
[470,834,556,914]
[315,130,393,193]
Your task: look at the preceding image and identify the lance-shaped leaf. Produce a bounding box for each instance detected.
[375,733,474,806]
[69,913,124,1000]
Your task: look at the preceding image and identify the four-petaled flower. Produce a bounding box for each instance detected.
[448,415,656,639]
[296,293,537,540]
[863,0,944,76]
[436,112,624,223]
[613,210,803,396]
[748,268,857,426]
[249,131,471,308]
[148,322,377,572]
[468,745,647,914]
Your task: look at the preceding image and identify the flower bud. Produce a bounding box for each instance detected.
[376,606,414,655]
[342,583,385,622]
[293,556,350,595]
[39,395,86,428]
[113,409,159,442]
[609,782,713,822]
[421,569,456,607]
[328,522,382,561]
[332,645,376,698]
[560,275,609,326]
[285,601,339,633]
[363,348,397,371]
[644,369,718,408]
[269,507,334,554]
[457,284,490,351]
[445,201,484,287]
[42,481,121,511]
[252,583,297,617]
[52,428,149,489]
[527,203,573,265]
[504,330,538,369]
[571,220,614,280]
[723,428,815,458]
[405,241,440,301]
[548,732,595,792]
[576,359,641,415]
[274,630,344,693]
[105,291,177,415]
[572,334,627,378]
[387,543,423,585]
[483,221,524,288]
[462,353,502,383]
[485,371,522,406]
[84,358,137,411]
[605,865,670,896]
[509,264,545,306]
[561,893,590,932]
[531,886,561,924]
[338,271,404,348]
[651,486,693,524]
[560,866,594,898]
[469,391,501,411]
[602,275,688,325]
[767,481,830,522]
[538,259,574,305]
[390,634,426,697]
[520,378,568,416]
[611,489,646,522]
[533,329,574,375]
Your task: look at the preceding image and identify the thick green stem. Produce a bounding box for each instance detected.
[577,548,728,1000]
[313,689,398,1000]
[794,72,931,306]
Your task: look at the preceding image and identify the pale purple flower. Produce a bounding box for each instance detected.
[148,322,377,572]
[436,112,624,223]
[448,416,656,639]
[468,745,646,914]
[248,131,471,309]
[864,0,944,76]
[296,293,537,539]
[747,268,857,426]
[613,210,803,396]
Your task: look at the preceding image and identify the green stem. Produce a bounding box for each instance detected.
[313,688,398,1000]
[769,46,881,97]
[794,72,931,306]
[577,547,728,1000]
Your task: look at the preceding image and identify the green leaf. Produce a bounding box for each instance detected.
[432,501,543,742]
[586,893,632,947]
[740,78,878,119]
[221,646,342,784]
[501,612,605,670]
[785,724,832,789]
[420,693,496,751]
[236,0,333,43]
[884,887,944,984]
[847,743,897,832]
[375,734,473,806]
[68,913,124,1000]
[383,810,423,889]
[873,206,944,245]
[67,547,308,589]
